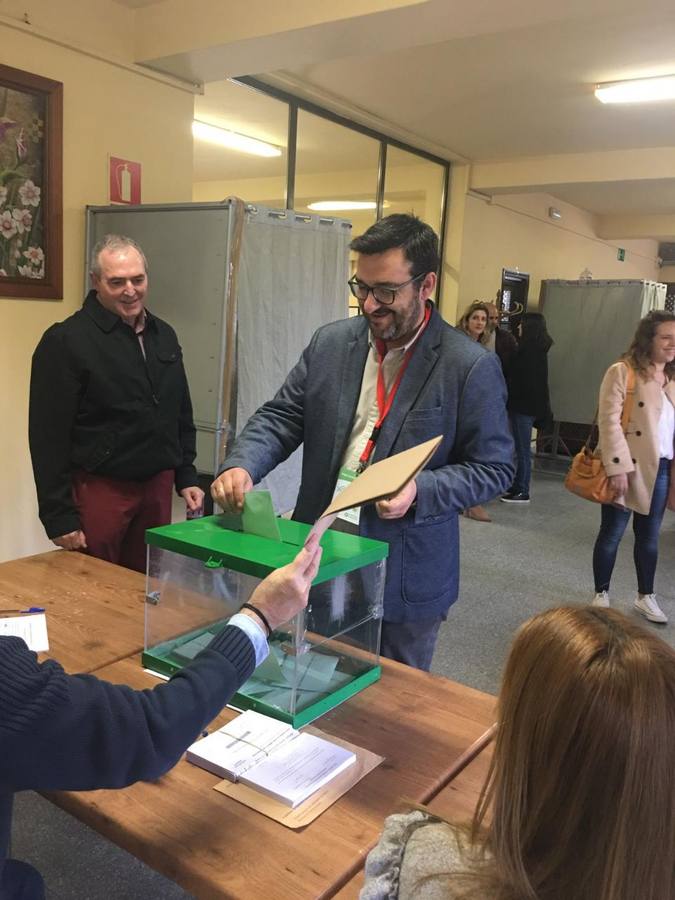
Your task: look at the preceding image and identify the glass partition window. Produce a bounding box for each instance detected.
[295,111,381,317]
[383,145,445,245]
[193,80,288,207]
[192,79,450,303]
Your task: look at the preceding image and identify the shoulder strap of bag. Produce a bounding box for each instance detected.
[585,362,636,452]
[620,363,636,431]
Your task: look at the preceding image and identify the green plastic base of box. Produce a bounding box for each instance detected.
[231,663,381,728]
[142,637,381,728]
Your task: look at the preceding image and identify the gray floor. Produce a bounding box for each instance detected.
[11,469,675,897]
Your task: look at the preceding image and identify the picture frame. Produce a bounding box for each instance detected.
[0,63,63,299]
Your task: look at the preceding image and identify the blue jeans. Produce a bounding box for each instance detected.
[592,458,671,594]
[509,413,535,494]
[380,618,442,671]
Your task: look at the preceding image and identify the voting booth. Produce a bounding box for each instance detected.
[142,515,387,727]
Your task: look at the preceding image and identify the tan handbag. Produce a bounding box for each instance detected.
[564,365,636,504]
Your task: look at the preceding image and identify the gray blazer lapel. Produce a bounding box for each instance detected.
[373,311,442,461]
[327,332,370,478]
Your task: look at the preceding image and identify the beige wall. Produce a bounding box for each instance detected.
[456,192,660,322]
[0,22,194,562]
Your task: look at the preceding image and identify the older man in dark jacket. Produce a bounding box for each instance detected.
[29,235,204,572]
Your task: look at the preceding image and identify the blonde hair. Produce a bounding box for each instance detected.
[457,302,491,343]
[463,607,675,900]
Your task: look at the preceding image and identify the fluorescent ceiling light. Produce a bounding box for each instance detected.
[595,75,675,104]
[192,120,281,157]
[308,201,378,211]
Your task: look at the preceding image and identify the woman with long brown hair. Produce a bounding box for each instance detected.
[457,301,494,522]
[361,606,675,899]
[591,309,675,623]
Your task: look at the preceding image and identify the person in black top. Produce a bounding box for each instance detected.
[29,235,204,572]
[0,536,322,899]
[501,312,553,503]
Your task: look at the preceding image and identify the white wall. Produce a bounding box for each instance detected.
[457,191,660,319]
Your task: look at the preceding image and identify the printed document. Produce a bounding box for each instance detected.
[186,709,355,807]
[0,613,49,652]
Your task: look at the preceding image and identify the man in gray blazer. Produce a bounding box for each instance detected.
[211,215,513,670]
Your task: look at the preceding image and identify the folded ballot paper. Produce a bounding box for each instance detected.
[186,709,356,808]
[308,434,443,541]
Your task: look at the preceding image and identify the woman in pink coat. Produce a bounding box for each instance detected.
[592,310,675,623]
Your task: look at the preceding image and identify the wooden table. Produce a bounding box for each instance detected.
[0,551,145,673]
[426,735,494,822]
[45,654,496,899]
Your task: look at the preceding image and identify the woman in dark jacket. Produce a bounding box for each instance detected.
[501,312,553,503]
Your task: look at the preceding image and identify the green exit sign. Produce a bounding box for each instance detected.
[617,248,626,261]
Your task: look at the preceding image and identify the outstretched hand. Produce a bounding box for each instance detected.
[211,467,253,512]
[242,533,323,632]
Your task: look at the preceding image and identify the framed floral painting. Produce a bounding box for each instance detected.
[0,64,63,299]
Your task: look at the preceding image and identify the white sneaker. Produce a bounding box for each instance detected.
[634,593,668,624]
[591,591,610,608]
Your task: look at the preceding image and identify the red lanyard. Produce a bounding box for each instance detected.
[357,305,431,472]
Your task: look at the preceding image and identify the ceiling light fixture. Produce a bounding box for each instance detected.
[192,121,282,157]
[307,201,378,211]
[595,75,675,104]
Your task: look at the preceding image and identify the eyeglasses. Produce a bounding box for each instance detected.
[347,273,425,306]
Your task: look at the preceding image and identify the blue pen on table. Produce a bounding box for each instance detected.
[0,606,46,615]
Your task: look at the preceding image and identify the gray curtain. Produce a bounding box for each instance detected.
[541,279,666,424]
[236,209,351,513]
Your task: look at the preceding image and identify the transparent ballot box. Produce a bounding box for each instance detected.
[143,515,388,727]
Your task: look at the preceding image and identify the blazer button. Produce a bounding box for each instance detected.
[613,457,620,463]
[638,401,644,407]
[632,458,636,464]
[635,430,642,436]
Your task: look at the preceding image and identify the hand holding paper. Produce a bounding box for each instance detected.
[242,534,322,631]
[375,478,417,519]
[211,467,253,512]
[307,435,442,542]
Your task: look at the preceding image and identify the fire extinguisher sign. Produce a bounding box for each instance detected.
[109,156,141,205]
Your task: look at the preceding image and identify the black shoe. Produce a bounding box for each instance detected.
[500,492,530,503]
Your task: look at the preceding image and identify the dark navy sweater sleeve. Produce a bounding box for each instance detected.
[0,626,255,792]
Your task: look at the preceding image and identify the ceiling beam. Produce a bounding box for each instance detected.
[471,147,675,193]
[597,213,675,241]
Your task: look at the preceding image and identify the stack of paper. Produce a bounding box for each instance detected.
[186,709,356,808]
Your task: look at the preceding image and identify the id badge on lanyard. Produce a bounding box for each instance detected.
[333,306,431,527]
[333,466,361,525]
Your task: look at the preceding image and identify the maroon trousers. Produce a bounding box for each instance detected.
[73,469,174,574]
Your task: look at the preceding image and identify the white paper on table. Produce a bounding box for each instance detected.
[143,668,170,681]
[186,710,294,781]
[0,613,49,652]
[242,731,356,808]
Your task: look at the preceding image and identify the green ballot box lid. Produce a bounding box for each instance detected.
[145,515,388,584]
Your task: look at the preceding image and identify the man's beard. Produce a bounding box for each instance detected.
[366,295,422,344]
